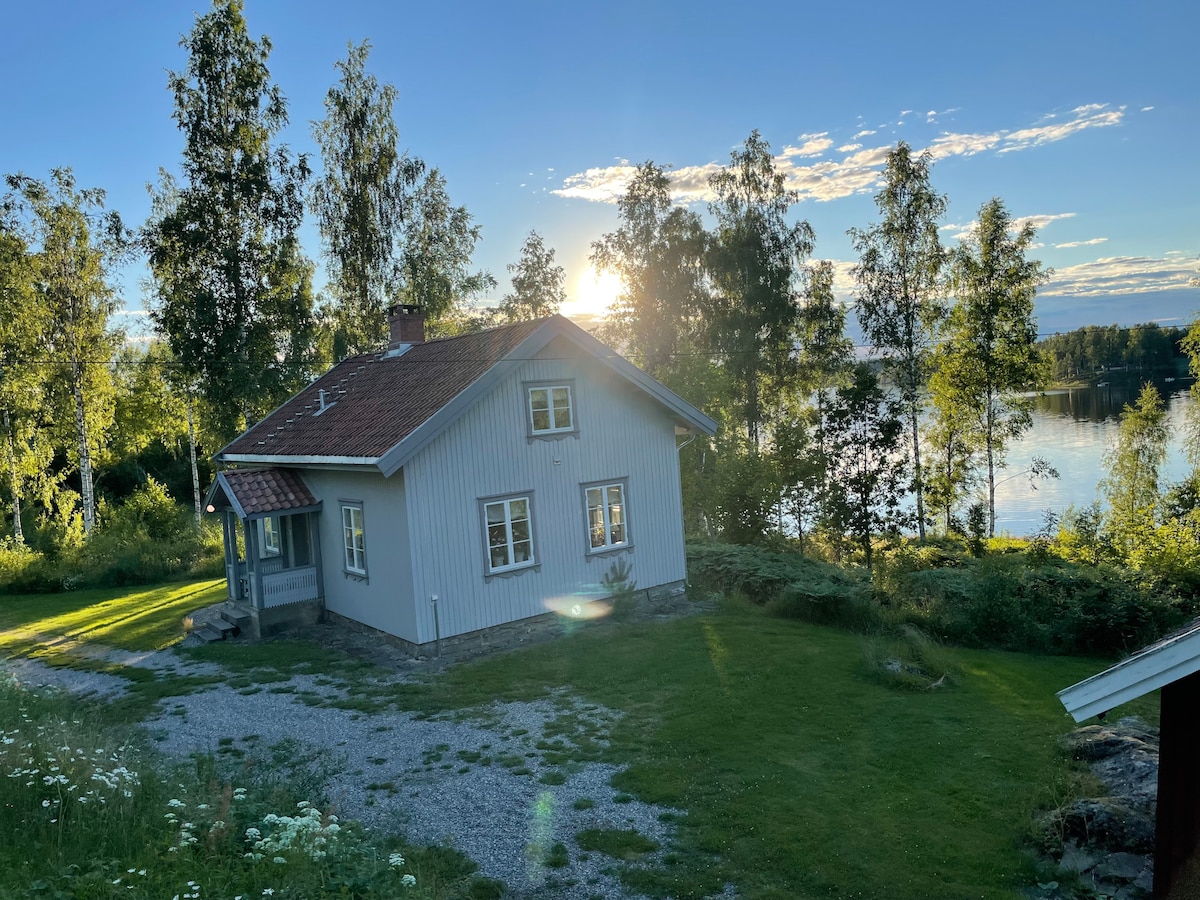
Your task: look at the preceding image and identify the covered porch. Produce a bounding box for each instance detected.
[205,468,324,637]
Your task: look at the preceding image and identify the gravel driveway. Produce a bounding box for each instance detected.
[7,644,714,900]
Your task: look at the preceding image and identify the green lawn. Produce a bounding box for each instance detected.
[0,578,1156,899]
[0,579,226,658]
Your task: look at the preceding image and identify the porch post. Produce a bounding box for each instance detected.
[311,511,324,601]
[244,518,262,610]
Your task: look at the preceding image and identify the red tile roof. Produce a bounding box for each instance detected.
[220,318,547,461]
[221,468,317,515]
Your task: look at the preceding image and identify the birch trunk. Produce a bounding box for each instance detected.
[187,399,202,527]
[73,367,95,535]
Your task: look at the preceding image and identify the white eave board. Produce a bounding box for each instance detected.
[1057,619,1200,722]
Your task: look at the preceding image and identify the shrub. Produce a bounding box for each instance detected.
[687,542,867,605]
[0,538,42,592]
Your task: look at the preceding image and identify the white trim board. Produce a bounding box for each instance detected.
[1057,619,1200,722]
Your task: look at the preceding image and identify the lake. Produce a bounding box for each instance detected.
[992,380,1194,535]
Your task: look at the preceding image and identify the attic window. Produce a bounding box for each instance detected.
[527,383,575,436]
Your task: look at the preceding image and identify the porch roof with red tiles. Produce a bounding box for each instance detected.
[219,318,546,463]
[219,468,317,516]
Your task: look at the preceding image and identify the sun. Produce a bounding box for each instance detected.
[563,263,623,319]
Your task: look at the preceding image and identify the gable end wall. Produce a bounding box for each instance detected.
[402,338,687,643]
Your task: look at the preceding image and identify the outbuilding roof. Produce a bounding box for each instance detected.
[1057,616,1200,722]
[217,314,717,476]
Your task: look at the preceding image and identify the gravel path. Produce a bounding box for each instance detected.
[6,650,714,899]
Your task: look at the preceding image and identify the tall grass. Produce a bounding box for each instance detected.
[0,678,486,899]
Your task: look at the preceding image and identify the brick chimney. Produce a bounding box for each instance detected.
[388,304,426,349]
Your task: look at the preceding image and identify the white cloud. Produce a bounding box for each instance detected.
[554,104,1126,206]
[1042,256,1199,297]
[782,133,833,157]
[1012,212,1076,232]
[1054,237,1108,249]
[853,129,876,138]
[925,107,960,123]
[942,212,1075,241]
[1141,106,1154,112]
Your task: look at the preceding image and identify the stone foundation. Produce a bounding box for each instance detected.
[250,599,323,639]
[323,579,692,661]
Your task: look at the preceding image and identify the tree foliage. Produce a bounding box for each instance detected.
[500,230,565,322]
[392,168,495,330]
[938,197,1050,535]
[850,142,947,539]
[820,364,910,573]
[5,169,128,535]
[145,0,316,442]
[1101,383,1168,555]
[592,161,710,381]
[311,40,424,356]
[708,131,814,444]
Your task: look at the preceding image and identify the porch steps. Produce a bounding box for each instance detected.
[193,622,233,643]
[220,604,253,632]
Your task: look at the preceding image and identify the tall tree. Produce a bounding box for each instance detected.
[939,197,1050,535]
[145,0,315,442]
[708,131,814,444]
[310,40,424,356]
[821,363,910,573]
[6,169,127,535]
[797,260,854,458]
[849,142,948,540]
[392,168,495,329]
[500,230,566,322]
[0,217,44,543]
[1102,383,1168,556]
[592,161,710,381]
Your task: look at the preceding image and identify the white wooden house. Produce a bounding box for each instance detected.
[205,307,716,648]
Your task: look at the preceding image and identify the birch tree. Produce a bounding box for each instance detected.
[501,230,565,322]
[849,142,947,539]
[311,40,424,355]
[6,169,127,535]
[146,0,315,442]
[708,131,814,444]
[939,197,1050,535]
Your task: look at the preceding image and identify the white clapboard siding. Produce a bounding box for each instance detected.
[403,337,687,644]
[304,467,419,642]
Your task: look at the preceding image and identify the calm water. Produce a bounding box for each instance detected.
[992,380,1194,535]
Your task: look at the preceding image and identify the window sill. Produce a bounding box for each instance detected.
[586,543,633,559]
[527,430,579,443]
[343,570,369,583]
[484,562,541,583]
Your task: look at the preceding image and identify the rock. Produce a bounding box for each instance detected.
[1058,840,1097,874]
[1094,851,1149,881]
[1056,798,1156,853]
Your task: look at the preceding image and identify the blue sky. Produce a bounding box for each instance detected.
[3,0,1197,334]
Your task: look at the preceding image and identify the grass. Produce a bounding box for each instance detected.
[0,579,226,657]
[385,605,1158,900]
[0,576,1163,899]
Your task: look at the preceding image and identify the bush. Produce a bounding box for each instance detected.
[0,538,44,592]
[692,539,1188,659]
[3,480,223,593]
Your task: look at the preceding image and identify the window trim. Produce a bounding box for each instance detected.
[478,490,539,578]
[258,515,281,559]
[525,380,578,439]
[340,501,367,577]
[582,478,632,556]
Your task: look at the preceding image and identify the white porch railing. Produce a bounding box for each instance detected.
[261,566,319,608]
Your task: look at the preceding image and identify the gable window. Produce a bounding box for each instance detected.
[585,481,629,552]
[483,495,535,574]
[258,516,281,558]
[342,503,367,575]
[528,384,573,435]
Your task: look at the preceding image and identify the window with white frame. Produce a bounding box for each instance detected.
[258,516,281,558]
[585,482,628,552]
[342,503,367,575]
[528,384,573,434]
[483,495,535,573]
